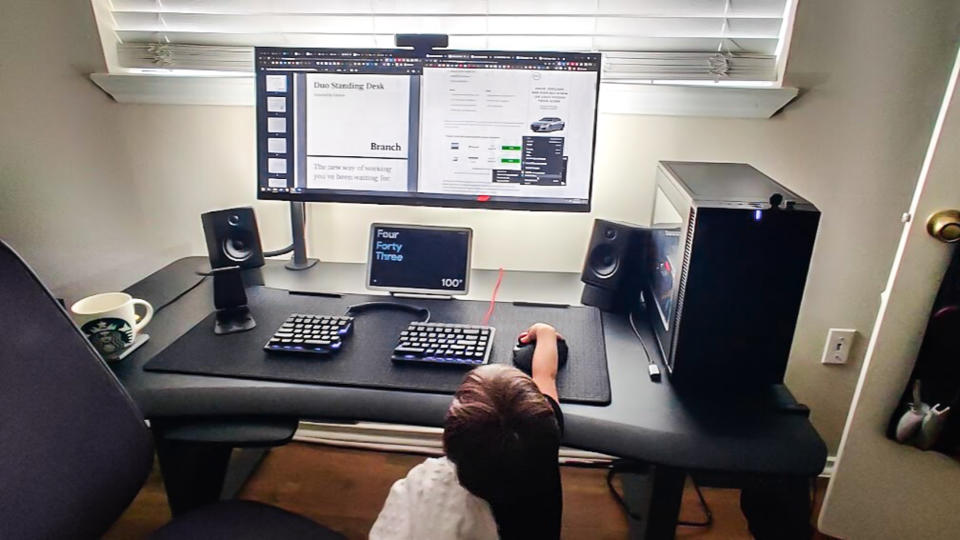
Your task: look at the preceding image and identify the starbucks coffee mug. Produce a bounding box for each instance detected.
[70,292,153,360]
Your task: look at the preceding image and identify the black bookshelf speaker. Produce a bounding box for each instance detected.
[201,207,265,270]
[580,219,648,312]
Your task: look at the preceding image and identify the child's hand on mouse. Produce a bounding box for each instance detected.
[519,323,563,345]
[521,324,561,400]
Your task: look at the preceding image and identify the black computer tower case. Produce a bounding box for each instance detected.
[643,161,820,388]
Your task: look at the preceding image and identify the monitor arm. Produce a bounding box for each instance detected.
[263,201,317,271]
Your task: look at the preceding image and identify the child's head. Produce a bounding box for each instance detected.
[443,364,561,503]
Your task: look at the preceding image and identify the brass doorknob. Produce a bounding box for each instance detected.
[927,210,960,243]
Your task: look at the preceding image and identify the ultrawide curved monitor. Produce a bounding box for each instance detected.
[255,47,600,212]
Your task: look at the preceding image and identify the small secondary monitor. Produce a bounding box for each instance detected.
[367,223,472,295]
[255,47,600,212]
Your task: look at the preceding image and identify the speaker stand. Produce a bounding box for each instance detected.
[214,306,257,335]
[581,283,627,313]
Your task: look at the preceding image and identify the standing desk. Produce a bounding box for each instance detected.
[113,257,827,538]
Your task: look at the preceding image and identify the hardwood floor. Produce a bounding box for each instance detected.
[105,442,833,539]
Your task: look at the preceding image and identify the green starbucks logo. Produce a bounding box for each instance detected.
[82,317,133,358]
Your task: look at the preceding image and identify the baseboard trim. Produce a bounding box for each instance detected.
[821,455,837,478]
[294,421,613,464]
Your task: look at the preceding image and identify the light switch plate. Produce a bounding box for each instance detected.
[821,328,856,364]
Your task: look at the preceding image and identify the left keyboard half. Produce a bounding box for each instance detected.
[264,313,354,356]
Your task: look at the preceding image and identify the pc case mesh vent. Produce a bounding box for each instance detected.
[669,207,697,372]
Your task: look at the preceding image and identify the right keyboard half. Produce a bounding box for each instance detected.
[392,322,495,367]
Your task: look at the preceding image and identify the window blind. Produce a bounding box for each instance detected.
[99,0,791,83]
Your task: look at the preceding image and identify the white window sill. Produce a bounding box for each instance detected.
[599,82,798,119]
[89,73,798,119]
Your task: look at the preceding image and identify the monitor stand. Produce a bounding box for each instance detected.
[389,291,455,301]
[262,201,318,271]
[284,201,317,271]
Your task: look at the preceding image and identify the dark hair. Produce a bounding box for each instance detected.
[443,364,561,504]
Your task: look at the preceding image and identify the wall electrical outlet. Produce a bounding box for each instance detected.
[821,328,856,364]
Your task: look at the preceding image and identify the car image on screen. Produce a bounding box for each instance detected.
[530,117,565,132]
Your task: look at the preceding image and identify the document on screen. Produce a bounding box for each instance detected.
[304,73,410,192]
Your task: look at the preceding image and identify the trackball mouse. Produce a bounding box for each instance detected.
[512,333,568,374]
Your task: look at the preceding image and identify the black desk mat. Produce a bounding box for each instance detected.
[145,286,610,405]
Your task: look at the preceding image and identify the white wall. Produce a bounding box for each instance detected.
[819,46,960,540]
[2,0,959,452]
[0,0,166,298]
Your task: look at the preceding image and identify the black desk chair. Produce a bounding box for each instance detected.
[0,240,343,539]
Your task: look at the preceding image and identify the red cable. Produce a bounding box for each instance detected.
[482,267,504,325]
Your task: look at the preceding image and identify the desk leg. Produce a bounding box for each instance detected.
[220,447,270,499]
[154,435,232,516]
[740,475,813,540]
[620,464,685,540]
[645,465,685,540]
